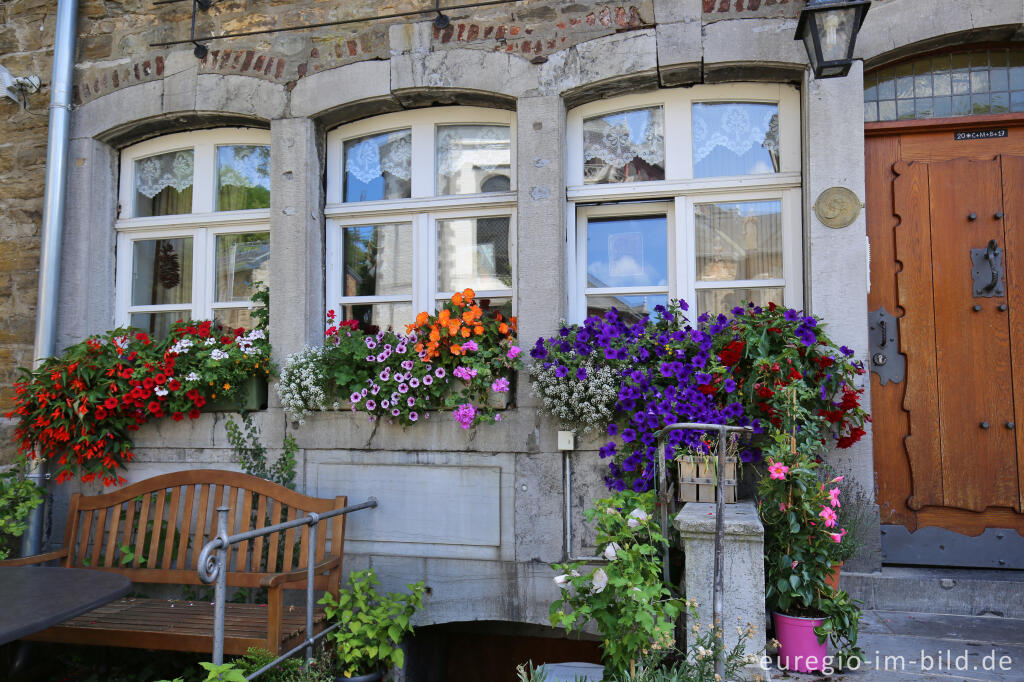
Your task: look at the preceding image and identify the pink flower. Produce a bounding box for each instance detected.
[507,345,521,359]
[462,340,478,352]
[768,460,789,481]
[819,506,838,528]
[453,403,476,429]
[828,487,841,508]
[491,377,510,393]
[778,502,788,512]
[791,561,799,570]
[453,366,477,381]
[831,475,844,483]
[830,529,847,543]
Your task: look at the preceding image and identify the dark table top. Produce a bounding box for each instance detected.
[0,566,131,646]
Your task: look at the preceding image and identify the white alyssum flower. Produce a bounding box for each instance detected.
[627,508,649,528]
[529,349,619,433]
[602,542,622,561]
[591,568,608,593]
[277,345,332,420]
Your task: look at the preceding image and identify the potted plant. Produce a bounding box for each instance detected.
[318,568,425,681]
[757,430,863,673]
[816,464,876,589]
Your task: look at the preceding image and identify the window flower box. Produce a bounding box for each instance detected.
[202,375,268,413]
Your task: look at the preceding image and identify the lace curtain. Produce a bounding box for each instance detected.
[583,107,665,184]
[135,150,194,198]
[345,130,412,185]
[435,125,511,178]
[692,103,779,173]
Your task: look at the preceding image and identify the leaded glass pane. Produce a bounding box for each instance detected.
[217,145,270,210]
[132,237,192,306]
[134,150,193,217]
[865,48,1024,121]
[344,130,412,202]
[583,107,665,184]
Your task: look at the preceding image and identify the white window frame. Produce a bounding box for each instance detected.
[566,84,802,322]
[115,128,271,328]
[325,108,517,322]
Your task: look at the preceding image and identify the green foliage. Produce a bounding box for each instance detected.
[0,465,44,560]
[235,646,336,682]
[318,568,425,677]
[225,412,297,489]
[249,281,270,333]
[549,491,682,674]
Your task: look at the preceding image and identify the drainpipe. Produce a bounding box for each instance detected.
[21,0,79,557]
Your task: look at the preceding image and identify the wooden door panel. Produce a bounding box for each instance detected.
[1002,155,1024,514]
[892,161,944,511]
[899,129,1024,162]
[926,158,1017,512]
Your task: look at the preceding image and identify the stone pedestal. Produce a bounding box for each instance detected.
[674,501,768,679]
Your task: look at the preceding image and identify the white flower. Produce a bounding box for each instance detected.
[205,337,216,346]
[591,568,608,593]
[211,349,229,361]
[627,508,649,528]
[554,574,571,589]
[154,387,168,397]
[185,372,200,382]
[602,542,621,561]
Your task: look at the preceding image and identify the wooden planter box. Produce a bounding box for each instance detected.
[676,454,738,504]
[203,375,268,412]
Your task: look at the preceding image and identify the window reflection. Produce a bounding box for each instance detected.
[696,201,782,282]
[216,145,270,210]
[587,216,668,289]
[583,107,665,184]
[436,125,511,195]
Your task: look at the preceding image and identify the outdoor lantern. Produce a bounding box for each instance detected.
[795,0,871,79]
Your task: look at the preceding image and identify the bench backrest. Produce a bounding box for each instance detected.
[60,469,347,589]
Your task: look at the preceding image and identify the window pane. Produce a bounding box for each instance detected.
[693,102,779,178]
[215,232,270,303]
[343,302,413,332]
[344,130,412,202]
[438,295,513,320]
[132,238,192,306]
[131,311,188,338]
[135,150,193,217]
[586,294,668,325]
[696,201,782,282]
[583,107,665,184]
[437,217,512,292]
[216,145,270,210]
[214,307,258,331]
[343,224,413,297]
[436,125,511,195]
[587,216,667,289]
[697,287,783,316]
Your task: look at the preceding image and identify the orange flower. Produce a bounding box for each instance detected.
[452,292,464,307]
[498,322,509,335]
[447,321,461,336]
[461,327,471,338]
[495,312,504,321]
[450,344,462,355]
[510,316,518,331]
[415,311,430,327]
[462,310,476,324]
[438,309,451,325]
[429,327,441,342]
[405,323,416,334]
[462,287,475,302]
[474,325,484,335]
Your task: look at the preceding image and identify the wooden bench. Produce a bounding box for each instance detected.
[0,469,348,655]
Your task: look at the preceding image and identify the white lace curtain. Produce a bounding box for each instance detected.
[345,130,412,185]
[135,150,194,198]
[692,103,779,167]
[583,107,665,169]
[435,125,511,178]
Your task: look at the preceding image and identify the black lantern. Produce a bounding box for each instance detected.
[795,0,871,79]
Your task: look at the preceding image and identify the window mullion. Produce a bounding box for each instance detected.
[192,143,215,214]
[410,121,434,199]
[676,196,696,310]
[325,220,340,316]
[115,231,132,328]
[193,228,209,321]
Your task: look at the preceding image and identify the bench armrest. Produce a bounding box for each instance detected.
[259,556,340,588]
[0,549,69,567]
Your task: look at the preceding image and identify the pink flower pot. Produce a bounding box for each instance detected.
[773,612,827,673]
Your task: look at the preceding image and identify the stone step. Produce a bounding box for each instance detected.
[841,567,1024,620]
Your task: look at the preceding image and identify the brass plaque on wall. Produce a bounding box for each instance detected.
[814,186,862,229]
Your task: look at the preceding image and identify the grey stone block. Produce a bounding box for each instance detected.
[195,74,288,121]
[288,60,392,120]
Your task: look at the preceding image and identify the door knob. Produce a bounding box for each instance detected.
[1007,422,1015,430]
[980,421,990,429]
[995,211,1004,220]
[999,304,1008,311]
[969,212,978,221]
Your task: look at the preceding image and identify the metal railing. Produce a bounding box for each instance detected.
[197,498,378,679]
[654,422,753,682]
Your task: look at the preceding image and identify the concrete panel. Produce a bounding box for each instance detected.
[316,462,501,545]
[288,60,393,120]
[57,137,117,351]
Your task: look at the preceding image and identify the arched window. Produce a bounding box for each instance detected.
[115,129,271,336]
[325,107,516,330]
[566,85,802,322]
[864,47,1024,122]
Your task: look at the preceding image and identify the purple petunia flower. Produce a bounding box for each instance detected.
[350,392,362,403]
[576,367,587,381]
[435,367,446,378]
[398,383,409,394]
[409,411,418,422]
[365,400,376,411]
[422,375,433,386]
[554,365,569,378]
[381,400,390,409]
[407,396,416,407]
[409,377,420,388]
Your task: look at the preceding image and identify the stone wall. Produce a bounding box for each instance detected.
[0,0,54,464]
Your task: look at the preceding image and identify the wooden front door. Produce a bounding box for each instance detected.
[867,115,1024,567]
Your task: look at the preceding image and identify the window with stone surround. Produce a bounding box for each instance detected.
[115,129,271,337]
[325,107,516,330]
[567,85,802,322]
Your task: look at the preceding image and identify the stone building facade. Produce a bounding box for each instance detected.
[2,0,1024,675]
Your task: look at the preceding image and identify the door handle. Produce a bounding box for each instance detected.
[971,239,1006,298]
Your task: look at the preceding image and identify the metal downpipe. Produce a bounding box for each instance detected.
[21,0,79,557]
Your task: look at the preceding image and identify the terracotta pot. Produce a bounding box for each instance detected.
[825,561,843,591]
[773,612,827,673]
